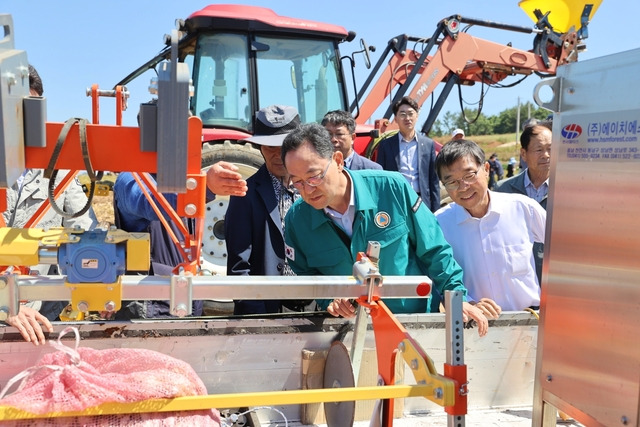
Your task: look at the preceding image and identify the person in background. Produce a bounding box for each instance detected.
[225,105,315,314]
[375,97,440,212]
[435,139,546,312]
[321,110,382,171]
[494,121,552,284]
[487,153,504,189]
[282,123,492,337]
[451,128,465,140]
[3,64,98,345]
[113,172,206,319]
[506,157,517,178]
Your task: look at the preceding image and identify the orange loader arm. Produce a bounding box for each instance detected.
[352,12,582,136]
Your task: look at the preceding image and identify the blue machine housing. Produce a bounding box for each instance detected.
[58,230,126,283]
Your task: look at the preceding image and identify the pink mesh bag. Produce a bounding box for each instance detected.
[0,327,221,426]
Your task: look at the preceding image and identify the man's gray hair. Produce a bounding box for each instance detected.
[281,123,334,165]
[435,139,486,180]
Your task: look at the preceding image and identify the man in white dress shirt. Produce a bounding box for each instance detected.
[434,139,546,313]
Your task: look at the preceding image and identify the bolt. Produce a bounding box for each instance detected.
[410,359,419,370]
[3,72,16,87]
[213,217,219,222]
[173,303,188,317]
[546,375,553,382]
[185,204,197,215]
[186,178,197,190]
[621,416,629,425]
[0,306,9,321]
[0,277,7,289]
[176,277,188,288]
[18,66,28,79]
[434,388,443,400]
[207,225,213,231]
[104,301,116,311]
[77,301,89,312]
[106,235,115,243]
[397,342,405,352]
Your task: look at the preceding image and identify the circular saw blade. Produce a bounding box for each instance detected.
[323,341,356,427]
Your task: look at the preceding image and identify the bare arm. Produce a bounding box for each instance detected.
[4,305,53,346]
[206,161,248,197]
[471,298,502,319]
[462,302,489,337]
[326,298,357,318]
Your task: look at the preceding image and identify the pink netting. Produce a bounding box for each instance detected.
[0,327,221,426]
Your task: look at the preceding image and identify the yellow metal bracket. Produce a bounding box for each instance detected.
[65,277,122,314]
[398,338,456,407]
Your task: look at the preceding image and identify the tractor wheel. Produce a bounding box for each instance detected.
[200,140,264,275]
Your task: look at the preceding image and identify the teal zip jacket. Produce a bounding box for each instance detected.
[284,169,466,313]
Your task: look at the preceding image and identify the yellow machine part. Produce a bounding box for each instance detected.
[106,228,150,272]
[126,233,150,271]
[0,227,72,266]
[66,278,123,313]
[518,0,602,33]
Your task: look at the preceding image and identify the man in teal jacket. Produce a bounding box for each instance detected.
[282,123,491,336]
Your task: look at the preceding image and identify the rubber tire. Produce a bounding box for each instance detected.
[200,140,264,275]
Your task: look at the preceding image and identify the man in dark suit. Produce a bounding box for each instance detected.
[225,105,308,314]
[494,122,552,284]
[321,110,382,171]
[375,97,440,212]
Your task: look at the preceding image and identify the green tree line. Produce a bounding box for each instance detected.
[429,102,550,137]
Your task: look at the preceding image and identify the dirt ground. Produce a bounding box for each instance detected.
[93,194,115,228]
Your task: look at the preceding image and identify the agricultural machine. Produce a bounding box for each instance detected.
[3,2,634,427]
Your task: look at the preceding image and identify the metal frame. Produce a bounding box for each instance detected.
[532,48,640,427]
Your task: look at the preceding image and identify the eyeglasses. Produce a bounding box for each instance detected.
[291,159,332,189]
[442,168,481,191]
[328,132,350,140]
[397,110,417,119]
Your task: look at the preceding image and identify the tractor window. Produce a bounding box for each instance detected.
[255,36,346,123]
[192,33,252,131]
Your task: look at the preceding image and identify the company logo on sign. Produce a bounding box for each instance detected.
[561,124,582,140]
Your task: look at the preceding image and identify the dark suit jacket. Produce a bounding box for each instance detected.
[225,164,284,314]
[493,170,547,209]
[375,132,440,212]
[494,169,546,286]
[348,152,383,171]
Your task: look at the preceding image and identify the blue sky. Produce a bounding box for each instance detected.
[4,0,639,127]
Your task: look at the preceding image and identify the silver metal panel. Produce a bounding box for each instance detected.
[155,30,190,193]
[1,312,540,423]
[0,14,27,187]
[534,48,640,426]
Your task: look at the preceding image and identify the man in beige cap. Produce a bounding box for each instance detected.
[225,105,313,314]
